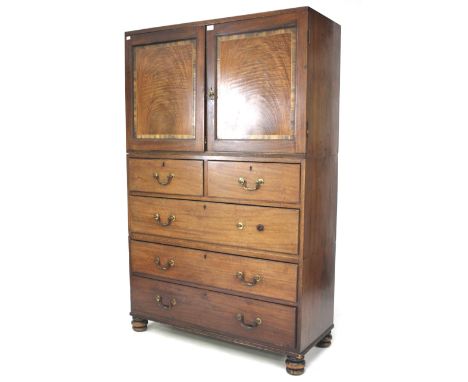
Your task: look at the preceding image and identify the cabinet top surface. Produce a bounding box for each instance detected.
[125,7,339,36]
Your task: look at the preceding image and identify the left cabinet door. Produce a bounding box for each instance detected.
[126,27,205,151]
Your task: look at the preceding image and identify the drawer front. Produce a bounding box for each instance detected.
[131,241,298,302]
[129,196,299,255]
[131,276,296,349]
[128,159,203,196]
[207,161,300,203]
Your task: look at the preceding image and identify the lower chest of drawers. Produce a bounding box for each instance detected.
[128,157,301,352]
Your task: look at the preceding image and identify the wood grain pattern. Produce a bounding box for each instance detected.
[130,240,298,302]
[128,158,203,196]
[216,28,296,140]
[128,196,299,255]
[131,276,296,349]
[126,26,205,151]
[207,161,300,203]
[206,12,308,153]
[134,40,195,139]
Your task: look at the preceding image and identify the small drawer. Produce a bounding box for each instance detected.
[131,241,298,302]
[128,159,203,196]
[131,276,296,349]
[129,196,299,255]
[207,161,300,203]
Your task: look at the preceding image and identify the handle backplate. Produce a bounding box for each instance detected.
[236,271,262,286]
[154,213,176,226]
[155,295,177,310]
[154,256,175,271]
[238,177,264,191]
[153,172,175,186]
[236,313,262,329]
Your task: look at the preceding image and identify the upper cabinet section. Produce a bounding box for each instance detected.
[126,8,315,154]
[126,27,205,151]
[207,12,307,153]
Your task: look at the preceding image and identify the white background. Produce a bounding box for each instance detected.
[1,0,467,380]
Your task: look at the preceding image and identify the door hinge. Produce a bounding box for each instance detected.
[308,29,310,44]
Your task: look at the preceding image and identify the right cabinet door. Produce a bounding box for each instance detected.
[207,12,307,153]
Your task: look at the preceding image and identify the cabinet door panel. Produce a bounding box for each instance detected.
[207,12,307,153]
[126,27,205,151]
[216,28,296,141]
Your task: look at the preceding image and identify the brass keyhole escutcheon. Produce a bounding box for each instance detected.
[237,222,245,230]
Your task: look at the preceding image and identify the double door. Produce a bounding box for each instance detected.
[126,12,307,153]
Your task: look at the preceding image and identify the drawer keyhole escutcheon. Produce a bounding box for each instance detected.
[155,295,177,310]
[154,256,175,271]
[238,177,264,191]
[154,213,176,226]
[236,313,262,329]
[236,271,262,286]
[153,172,175,186]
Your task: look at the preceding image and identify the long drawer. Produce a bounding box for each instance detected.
[128,196,299,255]
[131,276,296,349]
[130,241,298,302]
[207,161,301,203]
[128,158,203,196]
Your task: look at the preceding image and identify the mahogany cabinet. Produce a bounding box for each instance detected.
[125,7,340,375]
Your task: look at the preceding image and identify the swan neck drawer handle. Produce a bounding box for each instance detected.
[154,256,175,271]
[154,295,177,310]
[153,172,175,186]
[154,213,176,226]
[236,271,262,286]
[238,177,264,191]
[236,313,262,329]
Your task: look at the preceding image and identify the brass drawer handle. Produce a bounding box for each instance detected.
[153,172,175,186]
[154,213,176,226]
[238,177,264,191]
[154,256,175,271]
[236,222,245,230]
[236,271,262,286]
[154,295,177,310]
[236,313,262,329]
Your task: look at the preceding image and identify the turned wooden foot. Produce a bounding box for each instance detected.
[285,354,305,376]
[131,317,148,332]
[316,332,332,348]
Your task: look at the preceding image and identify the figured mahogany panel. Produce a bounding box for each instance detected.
[128,196,299,255]
[216,28,296,140]
[131,276,296,349]
[130,240,298,302]
[133,40,196,139]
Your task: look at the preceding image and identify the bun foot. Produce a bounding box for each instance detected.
[316,333,332,348]
[285,354,305,376]
[131,317,148,332]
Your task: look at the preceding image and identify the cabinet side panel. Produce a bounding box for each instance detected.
[307,10,340,157]
[300,157,337,351]
[299,10,340,351]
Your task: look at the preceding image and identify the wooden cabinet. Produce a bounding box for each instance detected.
[125,7,340,375]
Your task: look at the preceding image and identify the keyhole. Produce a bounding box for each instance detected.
[162,161,165,167]
[203,205,207,210]
[249,165,253,171]
[204,254,207,259]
